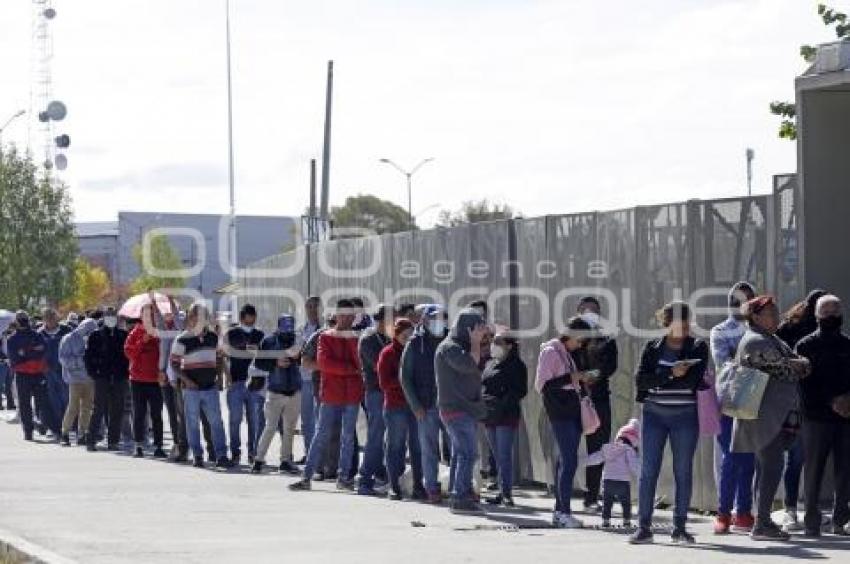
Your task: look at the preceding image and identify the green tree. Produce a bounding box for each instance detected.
[771,3,850,140]
[437,199,517,227]
[129,233,186,294]
[329,194,414,235]
[64,258,111,312]
[0,146,77,309]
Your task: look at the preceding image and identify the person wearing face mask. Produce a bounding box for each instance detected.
[572,296,619,513]
[85,307,130,451]
[38,308,72,436]
[6,311,52,441]
[377,318,425,500]
[222,304,265,465]
[58,318,99,446]
[481,331,528,507]
[794,295,850,537]
[709,282,757,534]
[401,304,449,504]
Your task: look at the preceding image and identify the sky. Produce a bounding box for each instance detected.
[0,0,829,227]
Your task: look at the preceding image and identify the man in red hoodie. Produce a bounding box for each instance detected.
[124,303,166,459]
[290,299,362,491]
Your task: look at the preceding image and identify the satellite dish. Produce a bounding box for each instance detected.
[46,101,67,121]
[44,159,54,170]
[55,134,71,149]
[44,8,57,19]
[38,111,50,123]
[55,154,68,170]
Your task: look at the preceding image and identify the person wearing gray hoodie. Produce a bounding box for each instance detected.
[58,318,99,446]
[435,308,487,514]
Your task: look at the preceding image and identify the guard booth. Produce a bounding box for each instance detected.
[797,42,850,297]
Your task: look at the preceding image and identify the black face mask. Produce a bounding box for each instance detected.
[818,315,843,333]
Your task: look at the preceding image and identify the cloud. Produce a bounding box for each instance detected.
[79,162,226,192]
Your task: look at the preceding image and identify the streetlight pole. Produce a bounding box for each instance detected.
[225,0,237,289]
[0,110,26,157]
[379,157,434,231]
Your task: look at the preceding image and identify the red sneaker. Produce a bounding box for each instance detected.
[732,512,755,533]
[714,513,732,535]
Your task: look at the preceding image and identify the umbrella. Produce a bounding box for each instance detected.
[0,309,14,334]
[118,292,174,320]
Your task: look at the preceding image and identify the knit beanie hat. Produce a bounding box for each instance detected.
[617,418,640,445]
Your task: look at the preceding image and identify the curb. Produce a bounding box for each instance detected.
[0,529,76,564]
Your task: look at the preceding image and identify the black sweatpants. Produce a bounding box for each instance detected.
[131,381,163,448]
[88,379,128,446]
[16,374,55,438]
[755,430,796,527]
[585,398,613,504]
[602,479,632,522]
[803,419,850,530]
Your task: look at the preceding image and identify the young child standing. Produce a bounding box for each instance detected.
[586,418,641,528]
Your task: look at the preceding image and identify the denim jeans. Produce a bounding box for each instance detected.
[486,425,516,497]
[226,380,259,458]
[443,413,478,500]
[418,408,444,494]
[45,369,68,430]
[551,416,582,514]
[717,414,755,515]
[384,407,423,492]
[0,362,10,407]
[784,435,804,509]
[603,479,632,522]
[304,403,359,480]
[359,389,387,487]
[639,402,699,530]
[184,388,227,460]
[300,377,317,453]
[249,388,266,450]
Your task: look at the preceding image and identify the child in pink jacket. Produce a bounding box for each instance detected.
[586,418,640,528]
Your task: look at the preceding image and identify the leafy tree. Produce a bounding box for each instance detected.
[64,258,111,312]
[0,146,77,309]
[129,233,187,294]
[771,3,850,140]
[328,194,415,235]
[437,199,517,227]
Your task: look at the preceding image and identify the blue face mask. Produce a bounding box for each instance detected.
[429,319,447,336]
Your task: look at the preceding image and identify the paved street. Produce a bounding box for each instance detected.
[1,417,848,564]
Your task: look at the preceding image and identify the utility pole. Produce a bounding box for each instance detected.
[225,0,237,285]
[319,61,333,220]
[746,147,755,197]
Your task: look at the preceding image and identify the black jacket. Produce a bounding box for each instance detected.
[481,350,528,426]
[572,334,618,401]
[635,336,708,403]
[256,332,302,396]
[85,326,130,382]
[795,328,850,423]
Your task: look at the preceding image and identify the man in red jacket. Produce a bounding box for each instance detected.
[124,303,166,459]
[290,299,362,491]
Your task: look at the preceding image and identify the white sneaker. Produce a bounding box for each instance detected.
[553,512,584,529]
[781,510,803,533]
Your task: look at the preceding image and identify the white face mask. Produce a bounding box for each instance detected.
[580,312,600,328]
[491,344,507,360]
[104,317,117,329]
[240,324,253,333]
[429,319,446,336]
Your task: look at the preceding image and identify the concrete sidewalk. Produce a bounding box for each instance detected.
[0,414,848,563]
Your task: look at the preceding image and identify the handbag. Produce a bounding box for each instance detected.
[579,390,601,436]
[716,361,770,420]
[696,366,721,436]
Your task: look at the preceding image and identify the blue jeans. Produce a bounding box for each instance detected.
[717,415,755,515]
[183,388,227,460]
[226,380,259,458]
[486,426,516,497]
[45,369,68,430]
[443,413,478,500]
[384,407,423,491]
[300,377,317,452]
[784,435,804,509]
[551,417,582,514]
[418,408,444,494]
[0,362,9,405]
[304,403,359,480]
[359,390,387,487]
[249,388,266,449]
[639,402,699,530]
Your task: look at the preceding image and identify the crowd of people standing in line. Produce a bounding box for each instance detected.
[1,285,849,545]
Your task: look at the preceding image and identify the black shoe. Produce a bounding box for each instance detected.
[133,447,145,458]
[251,461,264,474]
[193,457,205,468]
[171,454,188,463]
[804,528,821,538]
[216,456,234,469]
[106,443,120,451]
[629,528,654,544]
[248,454,255,465]
[289,479,312,491]
[486,482,500,492]
[295,456,307,465]
[24,433,34,442]
[152,448,167,459]
[279,461,301,476]
[314,471,327,482]
[207,452,216,463]
[389,490,403,501]
[336,478,355,491]
[60,434,71,446]
[486,495,503,506]
[671,528,696,545]
[411,486,428,501]
[751,523,790,541]
[231,452,241,466]
[832,524,850,536]
[503,496,515,508]
[450,499,484,515]
[76,434,87,447]
[86,443,97,452]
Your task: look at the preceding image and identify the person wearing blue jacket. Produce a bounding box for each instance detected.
[38,308,71,435]
[58,318,99,446]
[252,314,302,476]
[7,311,55,440]
[401,304,449,504]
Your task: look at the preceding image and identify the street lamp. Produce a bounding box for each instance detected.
[0,109,26,154]
[379,157,434,231]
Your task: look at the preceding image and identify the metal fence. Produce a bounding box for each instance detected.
[237,178,802,511]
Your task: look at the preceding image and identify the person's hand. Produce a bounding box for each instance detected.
[790,357,811,377]
[277,356,291,368]
[158,371,167,385]
[671,362,689,378]
[832,394,850,418]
